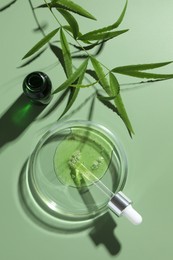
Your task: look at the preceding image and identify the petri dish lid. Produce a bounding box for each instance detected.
[26,120,128,227]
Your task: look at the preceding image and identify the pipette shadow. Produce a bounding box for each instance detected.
[78,181,121,256]
[89,212,121,255]
[18,160,121,255]
[16,89,121,255]
[63,110,121,255]
[18,160,91,234]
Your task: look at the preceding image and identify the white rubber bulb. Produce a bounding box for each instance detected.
[122,205,142,225]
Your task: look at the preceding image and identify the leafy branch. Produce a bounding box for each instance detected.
[21,0,173,136]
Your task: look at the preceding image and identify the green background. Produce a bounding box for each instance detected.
[1,0,173,259]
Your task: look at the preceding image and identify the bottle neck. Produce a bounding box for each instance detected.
[23,71,52,105]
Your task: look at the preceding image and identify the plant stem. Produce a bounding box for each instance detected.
[43,0,110,73]
[28,0,46,37]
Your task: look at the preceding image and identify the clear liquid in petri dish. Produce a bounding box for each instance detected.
[25,121,127,226]
[53,126,113,188]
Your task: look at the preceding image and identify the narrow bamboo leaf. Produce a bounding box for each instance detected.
[62,25,86,41]
[71,82,96,88]
[109,72,120,96]
[112,61,173,72]
[112,0,128,28]
[109,72,134,135]
[90,56,110,94]
[62,25,92,44]
[60,28,73,77]
[78,29,128,41]
[59,87,79,119]
[58,64,86,118]
[57,8,79,39]
[38,0,96,20]
[53,58,88,93]
[112,70,173,79]
[22,28,59,59]
[77,0,128,38]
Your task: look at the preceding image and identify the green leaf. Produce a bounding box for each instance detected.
[112,61,173,72]
[112,70,173,79]
[57,8,79,39]
[90,56,110,94]
[53,58,89,93]
[89,60,133,134]
[109,72,134,135]
[111,0,128,29]
[38,0,96,20]
[59,87,79,119]
[112,61,173,79]
[77,0,128,38]
[22,28,59,59]
[60,28,73,77]
[109,72,120,96]
[18,48,47,68]
[78,29,128,41]
[58,63,86,118]
[71,82,96,88]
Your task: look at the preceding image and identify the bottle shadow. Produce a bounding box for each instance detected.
[0,67,97,152]
[18,160,121,256]
[0,94,46,151]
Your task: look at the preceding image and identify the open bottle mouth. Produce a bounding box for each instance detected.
[27,73,45,92]
[21,120,128,230]
[22,71,52,104]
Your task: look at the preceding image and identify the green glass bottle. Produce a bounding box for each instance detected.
[23,71,52,105]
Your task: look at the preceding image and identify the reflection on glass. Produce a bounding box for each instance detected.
[23,120,127,231]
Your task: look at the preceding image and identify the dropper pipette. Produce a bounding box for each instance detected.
[71,160,142,225]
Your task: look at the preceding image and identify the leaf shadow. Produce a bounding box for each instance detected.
[0,0,17,12]
[49,43,67,75]
[33,22,48,32]
[17,48,47,68]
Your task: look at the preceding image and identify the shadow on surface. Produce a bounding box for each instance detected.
[77,175,121,255]
[18,160,100,234]
[18,159,121,255]
[78,187,121,255]
[90,212,121,255]
[0,94,46,150]
[0,0,17,12]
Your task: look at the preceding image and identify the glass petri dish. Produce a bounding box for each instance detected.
[24,120,128,231]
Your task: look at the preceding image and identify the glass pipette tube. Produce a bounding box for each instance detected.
[72,160,142,225]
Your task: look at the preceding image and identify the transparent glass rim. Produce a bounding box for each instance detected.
[26,120,128,227]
